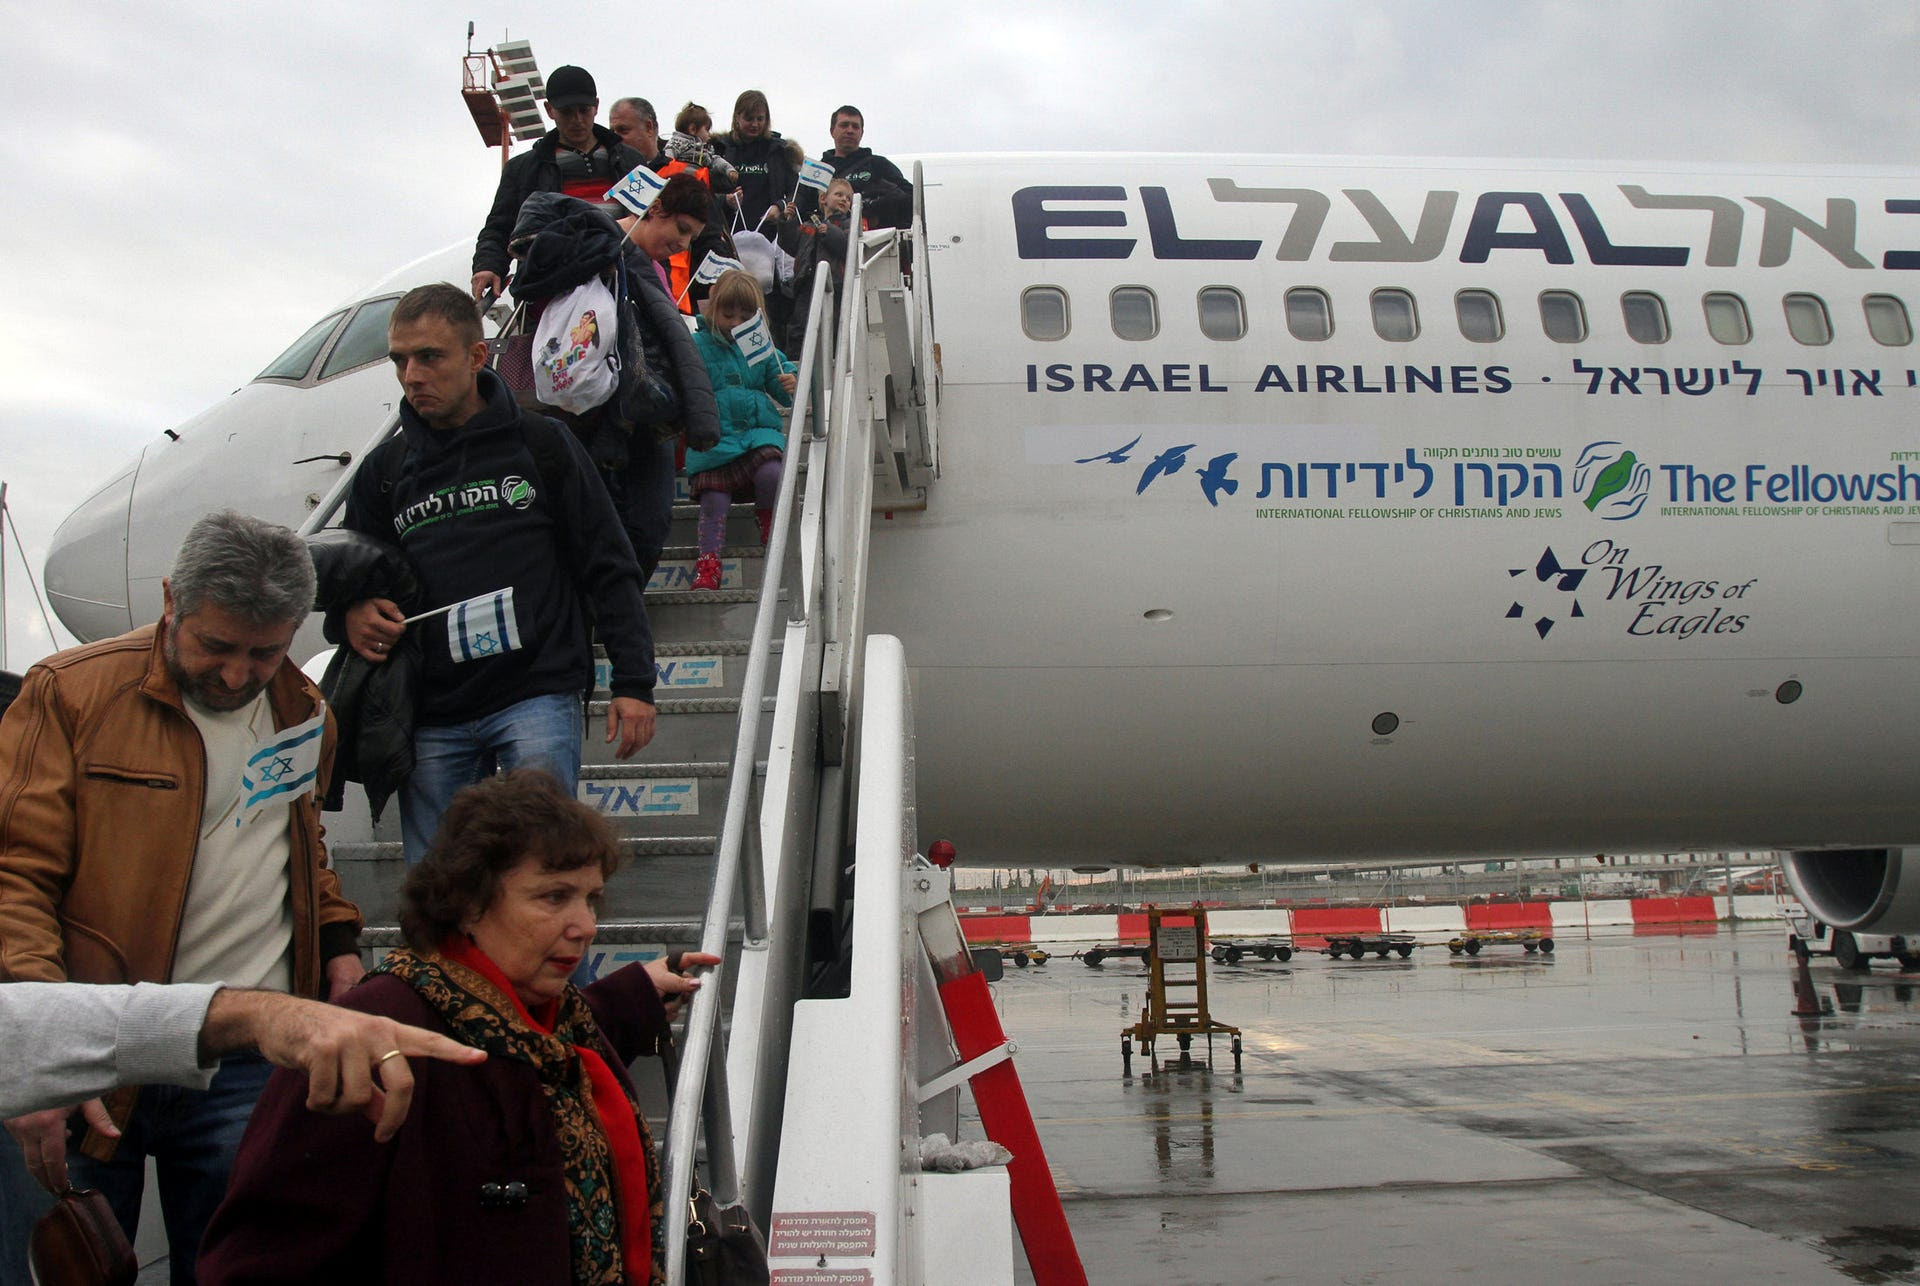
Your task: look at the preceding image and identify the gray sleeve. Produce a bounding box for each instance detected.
[0,982,222,1117]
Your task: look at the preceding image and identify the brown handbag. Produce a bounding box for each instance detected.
[28,1187,137,1286]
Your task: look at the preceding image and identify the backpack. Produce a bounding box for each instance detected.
[602,254,683,436]
[532,272,620,413]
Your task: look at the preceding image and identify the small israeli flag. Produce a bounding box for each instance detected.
[796,157,835,193]
[239,710,325,825]
[447,587,523,663]
[731,310,774,366]
[607,163,668,216]
[693,251,745,286]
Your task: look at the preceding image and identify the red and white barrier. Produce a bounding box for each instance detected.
[960,894,1790,946]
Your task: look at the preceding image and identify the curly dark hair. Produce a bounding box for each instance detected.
[398,769,622,950]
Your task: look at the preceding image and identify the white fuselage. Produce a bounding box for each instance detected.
[44,155,1920,868]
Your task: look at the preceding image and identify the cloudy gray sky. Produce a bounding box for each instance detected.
[2,0,1916,665]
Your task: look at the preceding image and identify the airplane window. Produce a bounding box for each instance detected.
[1702,293,1752,345]
[1021,287,1069,341]
[1537,290,1587,343]
[1197,287,1246,340]
[1783,293,1833,345]
[1370,289,1418,342]
[319,297,402,380]
[1110,287,1159,341]
[1454,290,1503,343]
[1863,294,1913,346]
[255,311,346,382]
[1621,292,1670,344]
[1285,288,1332,341]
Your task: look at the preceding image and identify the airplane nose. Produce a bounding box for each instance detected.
[44,455,141,643]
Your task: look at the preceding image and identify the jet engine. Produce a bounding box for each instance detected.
[1782,848,1920,934]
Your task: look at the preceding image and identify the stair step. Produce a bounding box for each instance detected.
[658,544,765,562]
[644,589,767,645]
[646,588,762,608]
[333,834,726,928]
[647,549,767,595]
[578,761,732,836]
[332,833,722,863]
[587,696,773,766]
[596,638,766,699]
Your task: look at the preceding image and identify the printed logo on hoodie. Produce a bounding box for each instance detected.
[393,475,537,537]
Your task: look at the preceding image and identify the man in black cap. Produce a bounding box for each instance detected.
[471,66,651,299]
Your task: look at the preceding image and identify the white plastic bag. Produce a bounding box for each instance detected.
[532,274,619,413]
[732,230,795,294]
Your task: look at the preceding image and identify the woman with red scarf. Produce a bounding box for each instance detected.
[198,772,717,1284]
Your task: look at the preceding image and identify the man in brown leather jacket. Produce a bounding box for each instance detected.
[0,510,364,1285]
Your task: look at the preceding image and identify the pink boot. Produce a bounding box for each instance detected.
[692,552,722,591]
[755,509,775,546]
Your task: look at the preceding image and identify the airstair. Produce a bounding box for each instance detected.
[313,176,1078,1283]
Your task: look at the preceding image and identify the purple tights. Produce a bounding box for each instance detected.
[696,455,783,554]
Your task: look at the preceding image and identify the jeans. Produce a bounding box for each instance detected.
[399,692,584,863]
[68,1053,274,1286]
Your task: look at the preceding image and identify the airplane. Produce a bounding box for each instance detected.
[40,152,1920,948]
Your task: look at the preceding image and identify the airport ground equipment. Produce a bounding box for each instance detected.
[1209,937,1294,964]
[1000,944,1051,968]
[1079,944,1149,967]
[1446,929,1555,956]
[1785,910,1920,971]
[1121,907,1243,1074]
[916,853,1088,1285]
[1322,931,1419,960]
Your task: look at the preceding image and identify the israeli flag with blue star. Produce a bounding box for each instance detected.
[606,162,668,217]
[732,310,775,366]
[694,250,745,286]
[447,587,523,664]
[796,157,835,193]
[239,710,325,825]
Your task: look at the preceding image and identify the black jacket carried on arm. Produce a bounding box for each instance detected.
[330,371,656,724]
[473,125,650,284]
[505,192,721,461]
[309,529,421,820]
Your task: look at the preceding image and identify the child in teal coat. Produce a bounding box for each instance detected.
[686,269,798,589]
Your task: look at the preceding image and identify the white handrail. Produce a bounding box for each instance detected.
[661,267,841,1283]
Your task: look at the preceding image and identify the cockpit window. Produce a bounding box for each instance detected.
[256,311,346,382]
[319,298,401,380]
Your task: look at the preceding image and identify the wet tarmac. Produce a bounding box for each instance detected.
[987,923,1920,1285]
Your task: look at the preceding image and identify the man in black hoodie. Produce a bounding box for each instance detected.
[332,285,656,863]
[471,66,650,300]
[817,105,913,229]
